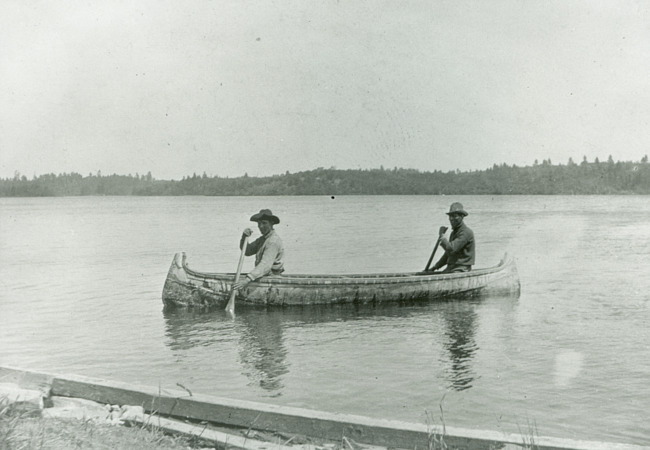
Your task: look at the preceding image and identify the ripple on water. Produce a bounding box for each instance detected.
[2,196,650,446]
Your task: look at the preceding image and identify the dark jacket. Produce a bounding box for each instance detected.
[434,222,475,269]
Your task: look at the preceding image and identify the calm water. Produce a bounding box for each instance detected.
[1,195,649,445]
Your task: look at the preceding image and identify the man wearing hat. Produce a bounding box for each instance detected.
[429,202,475,273]
[232,209,285,291]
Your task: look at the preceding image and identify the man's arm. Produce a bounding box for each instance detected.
[431,252,448,271]
[233,237,271,290]
[431,226,449,270]
[243,235,263,256]
[440,229,471,255]
[248,239,282,281]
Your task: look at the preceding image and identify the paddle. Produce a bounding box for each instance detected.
[225,235,249,317]
[424,226,448,271]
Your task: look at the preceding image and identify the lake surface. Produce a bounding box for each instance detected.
[1,195,648,445]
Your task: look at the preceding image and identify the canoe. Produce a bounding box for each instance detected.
[162,252,520,308]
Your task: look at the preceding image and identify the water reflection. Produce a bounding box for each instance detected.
[163,300,483,396]
[162,308,228,351]
[439,301,479,391]
[162,307,289,395]
[237,311,288,395]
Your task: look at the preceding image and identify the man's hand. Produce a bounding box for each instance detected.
[232,277,251,291]
[242,228,253,237]
[438,226,448,237]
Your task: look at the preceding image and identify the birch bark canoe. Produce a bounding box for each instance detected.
[162,252,520,308]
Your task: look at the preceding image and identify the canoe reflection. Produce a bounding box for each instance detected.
[162,308,288,395]
[238,311,288,394]
[163,299,483,396]
[440,303,478,391]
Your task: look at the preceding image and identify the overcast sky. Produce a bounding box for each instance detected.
[2,1,649,180]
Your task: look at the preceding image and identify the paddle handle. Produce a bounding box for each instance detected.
[424,226,448,271]
[424,238,442,271]
[225,235,249,317]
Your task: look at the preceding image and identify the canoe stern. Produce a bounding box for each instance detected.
[162,252,229,308]
[484,253,521,297]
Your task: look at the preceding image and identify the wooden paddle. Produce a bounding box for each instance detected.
[225,235,249,317]
[424,226,448,271]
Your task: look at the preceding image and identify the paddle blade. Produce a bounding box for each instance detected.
[225,298,236,318]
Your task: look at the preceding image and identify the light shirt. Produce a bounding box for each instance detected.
[244,230,285,280]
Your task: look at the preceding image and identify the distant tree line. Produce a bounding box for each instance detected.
[1,156,649,197]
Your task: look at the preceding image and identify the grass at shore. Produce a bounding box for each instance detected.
[0,409,200,450]
[1,397,543,450]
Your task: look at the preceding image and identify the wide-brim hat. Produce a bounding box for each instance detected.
[250,209,280,224]
[446,202,468,216]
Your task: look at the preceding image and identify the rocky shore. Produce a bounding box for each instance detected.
[2,381,143,424]
[0,381,345,450]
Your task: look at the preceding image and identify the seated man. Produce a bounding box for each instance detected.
[429,202,475,273]
[232,209,285,290]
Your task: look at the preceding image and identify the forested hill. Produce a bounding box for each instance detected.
[2,157,650,196]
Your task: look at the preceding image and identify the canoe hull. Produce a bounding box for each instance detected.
[162,252,520,308]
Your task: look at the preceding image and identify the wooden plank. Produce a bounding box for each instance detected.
[131,414,322,450]
[51,373,435,447]
[48,371,646,450]
[2,367,644,450]
[0,366,53,395]
[49,373,485,448]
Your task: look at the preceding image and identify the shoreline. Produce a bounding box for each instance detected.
[1,365,644,450]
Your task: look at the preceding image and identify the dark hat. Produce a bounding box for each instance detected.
[250,209,280,224]
[446,202,468,216]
